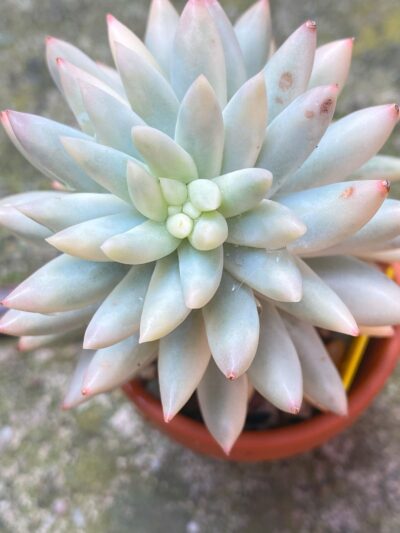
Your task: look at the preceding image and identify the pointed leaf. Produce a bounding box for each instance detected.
[197,359,248,454]
[264,21,317,121]
[222,73,267,174]
[234,0,272,78]
[18,329,84,352]
[57,58,95,134]
[206,0,246,98]
[84,265,153,349]
[285,104,400,192]
[350,155,400,181]
[175,76,224,179]
[0,191,63,241]
[82,334,157,396]
[1,111,101,192]
[140,255,190,342]
[307,256,400,326]
[47,212,143,261]
[283,314,348,415]
[62,137,139,201]
[79,80,144,158]
[46,36,123,96]
[17,193,131,232]
[102,220,180,265]
[309,38,354,93]
[270,258,358,335]
[3,255,127,313]
[159,311,211,421]
[226,199,306,249]
[145,0,180,74]
[107,14,162,73]
[178,241,223,308]
[321,199,400,254]
[171,0,227,107]
[0,305,96,337]
[62,351,94,409]
[127,160,168,221]
[203,272,259,378]
[114,43,179,136]
[213,168,272,218]
[258,85,338,196]
[248,302,302,413]
[0,205,51,242]
[224,245,302,302]
[133,125,198,182]
[282,180,389,254]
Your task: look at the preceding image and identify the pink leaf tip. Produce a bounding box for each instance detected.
[378,179,391,196]
[81,387,90,396]
[305,20,317,30]
[227,372,237,381]
[106,13,116,24]
[289,403,301,415]
[222,442,234,456]
[163,412,173,423]
[0,110,10,123]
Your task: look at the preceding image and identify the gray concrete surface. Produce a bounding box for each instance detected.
[1,340,400,532]
[0,1,400,531]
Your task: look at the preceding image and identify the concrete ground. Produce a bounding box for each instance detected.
[1,340,400,533]
[0,0,400,531]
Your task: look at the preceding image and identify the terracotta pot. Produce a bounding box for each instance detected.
[123,264,400,462]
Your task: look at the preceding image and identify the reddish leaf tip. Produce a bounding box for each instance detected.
[0,109,10,123]
[379,179,391,196]
[222,442,233,456]
[227,372,237,381]
[289,404,301,415]
[106,13,115,23]
[81,387,90,396]
[305,20,317,30]
[163,412,173,423]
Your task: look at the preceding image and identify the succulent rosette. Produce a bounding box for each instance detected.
[1,0,400,453]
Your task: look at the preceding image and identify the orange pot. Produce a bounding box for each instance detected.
[123,264,400,462]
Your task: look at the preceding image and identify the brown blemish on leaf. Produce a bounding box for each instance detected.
[320,98,333,114]
[305,110,315,119]
[341,186,354,199]
[279,72,293,91]
[275,96,284,104]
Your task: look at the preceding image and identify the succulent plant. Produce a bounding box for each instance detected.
[1,0,400,454]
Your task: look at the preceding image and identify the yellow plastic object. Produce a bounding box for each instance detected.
[340,265,395,391]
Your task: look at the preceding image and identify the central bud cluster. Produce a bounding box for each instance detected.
[160,178,227,251]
